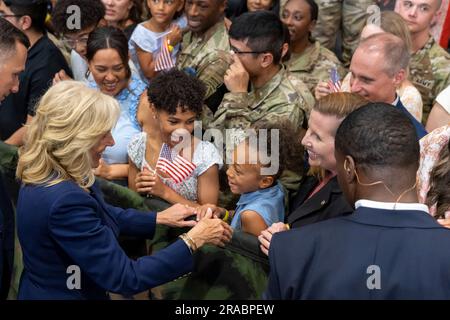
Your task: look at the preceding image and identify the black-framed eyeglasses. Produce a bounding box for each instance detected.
[61,36,89,48]
[230,45,267,55]
[0,13,23,19]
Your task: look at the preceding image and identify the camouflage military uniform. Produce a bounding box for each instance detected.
[207,66,314,176]
[208,66,314,133]
[177,21,231,103]
[409,36,450,124]
[286,41,346,94]
[312,0,376,66]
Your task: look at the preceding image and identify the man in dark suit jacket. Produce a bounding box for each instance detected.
[265,103,450,299]
[348,32,427,139]
[0,18,30,299]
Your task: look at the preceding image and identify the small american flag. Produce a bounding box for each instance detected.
[156,143,196,184]
[328,68,342,93]
[155,37,175,72]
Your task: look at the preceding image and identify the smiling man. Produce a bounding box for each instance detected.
[0,18,29,299]
[177,0,231,122]
[395,0,450,123]
[349,32,427,139]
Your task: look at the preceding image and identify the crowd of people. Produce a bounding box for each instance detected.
[0,0,449,300]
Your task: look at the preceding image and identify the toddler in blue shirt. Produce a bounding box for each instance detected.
[227,138,285,236]
[197,132,287,237]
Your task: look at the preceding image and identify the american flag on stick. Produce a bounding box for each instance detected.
[328,68,342,93]
[155,37,175,72]
[156,143,196,184]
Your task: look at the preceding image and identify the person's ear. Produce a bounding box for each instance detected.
[18,15,32,31]
[259,175,274,189]
[149,102,157,116]
[343,155,356,184]
[430,8,442,27]
[340,155,357,207]
[281,42,289,59]
[261,53,274,68]
[393,69,406,88]
[221,0,228,13]
[309,19,317,33]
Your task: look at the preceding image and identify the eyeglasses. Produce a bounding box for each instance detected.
[61,36,89,48]
[229,45,267,55]
[0,13,23,19]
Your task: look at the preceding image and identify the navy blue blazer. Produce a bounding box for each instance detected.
[395,100,427,139]
[0,173,14,299]
[17,180,193,300]
[265,206,450,299]
[288,176,353,228]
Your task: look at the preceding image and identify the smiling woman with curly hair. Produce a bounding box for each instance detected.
[128,69,224,208]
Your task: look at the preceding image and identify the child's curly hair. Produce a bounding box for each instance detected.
[251,120,305,180]
[427,141,450,219]
[147,69,206,116]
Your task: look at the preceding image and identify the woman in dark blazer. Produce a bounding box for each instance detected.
[0,172,14,300]
[259,93,367,255]
[15,81,232,300]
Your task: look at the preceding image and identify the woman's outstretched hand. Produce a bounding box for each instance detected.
[187,208,233,249]
[157,203,197,228]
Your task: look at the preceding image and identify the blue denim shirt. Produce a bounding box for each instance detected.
[231,182,285,230]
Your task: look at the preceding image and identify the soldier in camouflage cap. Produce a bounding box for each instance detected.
[208,10,314,154]
[177,0,231,118]
[281,0,346,94]
[396,0,450,123]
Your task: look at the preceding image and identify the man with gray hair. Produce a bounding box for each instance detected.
[0,17,29,299]
[349,32,427,139]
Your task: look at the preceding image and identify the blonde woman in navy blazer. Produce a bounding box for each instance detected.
[15,81,232,300]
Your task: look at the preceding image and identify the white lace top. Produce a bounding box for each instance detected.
[127,132,223,202]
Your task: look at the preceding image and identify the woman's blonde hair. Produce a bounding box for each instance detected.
[309,92,368,179]
[313,92,368,125]
[16,81,120,188]
[378,11,413,54]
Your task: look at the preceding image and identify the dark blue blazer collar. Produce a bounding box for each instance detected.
[288,176,343,221]
[344,206,444,229]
